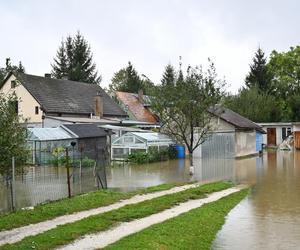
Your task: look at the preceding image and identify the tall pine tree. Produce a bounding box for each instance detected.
[51,31,101,84]
[109,62,145,93]
[161,64,176,86]
[245,47,272,92]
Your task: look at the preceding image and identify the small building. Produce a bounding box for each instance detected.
[258,123,293,147]
[27,124,108,165]
[111,132,173,160]
[27,127,76,165]
[194,107,265,159]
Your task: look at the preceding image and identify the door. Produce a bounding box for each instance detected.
[267,128,276,146]
[294,131,300,150]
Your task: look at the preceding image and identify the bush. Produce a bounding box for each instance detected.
[128,147,173,164]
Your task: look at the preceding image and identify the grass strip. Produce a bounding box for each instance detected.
[0,182,190,232]
[0,181,233,250]
[105,188,248,250]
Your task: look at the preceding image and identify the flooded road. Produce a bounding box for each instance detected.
[213,150,300,250]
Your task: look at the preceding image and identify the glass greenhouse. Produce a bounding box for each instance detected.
[111,132,173,160]
[27,127,76,165]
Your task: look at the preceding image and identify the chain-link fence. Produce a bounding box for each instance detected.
[0,148,107,213]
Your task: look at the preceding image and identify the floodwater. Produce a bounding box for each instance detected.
[212,150,300,250]
[1,150,300,250]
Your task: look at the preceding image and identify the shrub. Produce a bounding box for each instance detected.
[128,147,172,164]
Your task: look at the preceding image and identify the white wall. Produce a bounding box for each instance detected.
[235,130,256,157]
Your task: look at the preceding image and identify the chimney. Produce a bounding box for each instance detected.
[94,92,103,118]
[138,89,143,104]
[44,73,51,78]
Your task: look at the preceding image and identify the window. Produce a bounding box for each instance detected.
[124,136,134,143]
[287,127,292,137]
[282,128,287,140]
[35,106,39,115]
[11,80,17,88]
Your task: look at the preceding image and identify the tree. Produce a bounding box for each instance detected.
[161,64,176,86]
[268,46,300,99]
[225,87,283,122]
[151,60,226,167]
[0,92,28,177]
[245,47,272,92]
[51,31,101,84]
[109,62,153,94]
[0,58,25,87]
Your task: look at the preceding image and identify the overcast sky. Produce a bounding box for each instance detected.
[0,0,299,93]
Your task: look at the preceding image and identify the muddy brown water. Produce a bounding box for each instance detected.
[212,150,300,250]
[1,150,300,249]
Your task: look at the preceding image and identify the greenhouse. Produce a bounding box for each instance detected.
[27,127,76,165]
[111,132,174,160]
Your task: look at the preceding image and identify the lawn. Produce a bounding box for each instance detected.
[105,189,248,250]
[0,181,233,250]
[0,182,190,231]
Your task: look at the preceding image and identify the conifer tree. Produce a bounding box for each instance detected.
[161,64,176,86]
[245,47,272,92]
[109,62,145,93]
[51,31,101,84]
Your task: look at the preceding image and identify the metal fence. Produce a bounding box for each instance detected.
[0,148,108,213]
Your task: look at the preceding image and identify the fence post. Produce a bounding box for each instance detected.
[11,156,16,211]
[66,148,71,198]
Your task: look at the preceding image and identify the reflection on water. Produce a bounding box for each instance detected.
[1,154,258,213]
[213,150,300,250]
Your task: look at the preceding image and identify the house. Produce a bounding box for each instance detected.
[111,132,173,160]
[258,123,293,147]
[115,91,159,128]
[27,123,108,165]
[194,107,265,158]
[0,72,127,127]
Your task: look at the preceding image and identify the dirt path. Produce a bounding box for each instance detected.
[0,182,202,246]
[58,186,243,250]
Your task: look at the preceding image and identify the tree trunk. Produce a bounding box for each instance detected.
[189,151,194,166]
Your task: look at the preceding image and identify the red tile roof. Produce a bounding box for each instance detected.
[116,91,158,123]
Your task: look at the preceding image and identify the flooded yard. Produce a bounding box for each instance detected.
[1,150,300,249]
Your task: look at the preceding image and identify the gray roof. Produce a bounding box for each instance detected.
[62,123,107,138]
[209,106,265,133]
[27,127,74,141]
[15,73,127,117]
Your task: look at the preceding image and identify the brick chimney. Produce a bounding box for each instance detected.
[94,92,103,118]
[138,89,143,104]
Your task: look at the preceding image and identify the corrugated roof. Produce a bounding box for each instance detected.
[62,123,107,138]
[15,73,127,117]
[130,132,173,142]
[116,91,158,123]
[28,127,74,141]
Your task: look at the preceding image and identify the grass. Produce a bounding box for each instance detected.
[105,189,249,250]
[0,181,191,232]
[0,181,233,250]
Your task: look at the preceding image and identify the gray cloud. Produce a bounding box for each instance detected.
[0,0,299,92]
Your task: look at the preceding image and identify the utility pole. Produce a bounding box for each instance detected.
[66,148,71,198]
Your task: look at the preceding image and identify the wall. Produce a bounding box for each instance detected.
[194,132,235,159]
[1,75,42,124]
[210,116,235,132]
[235,130,257,157]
